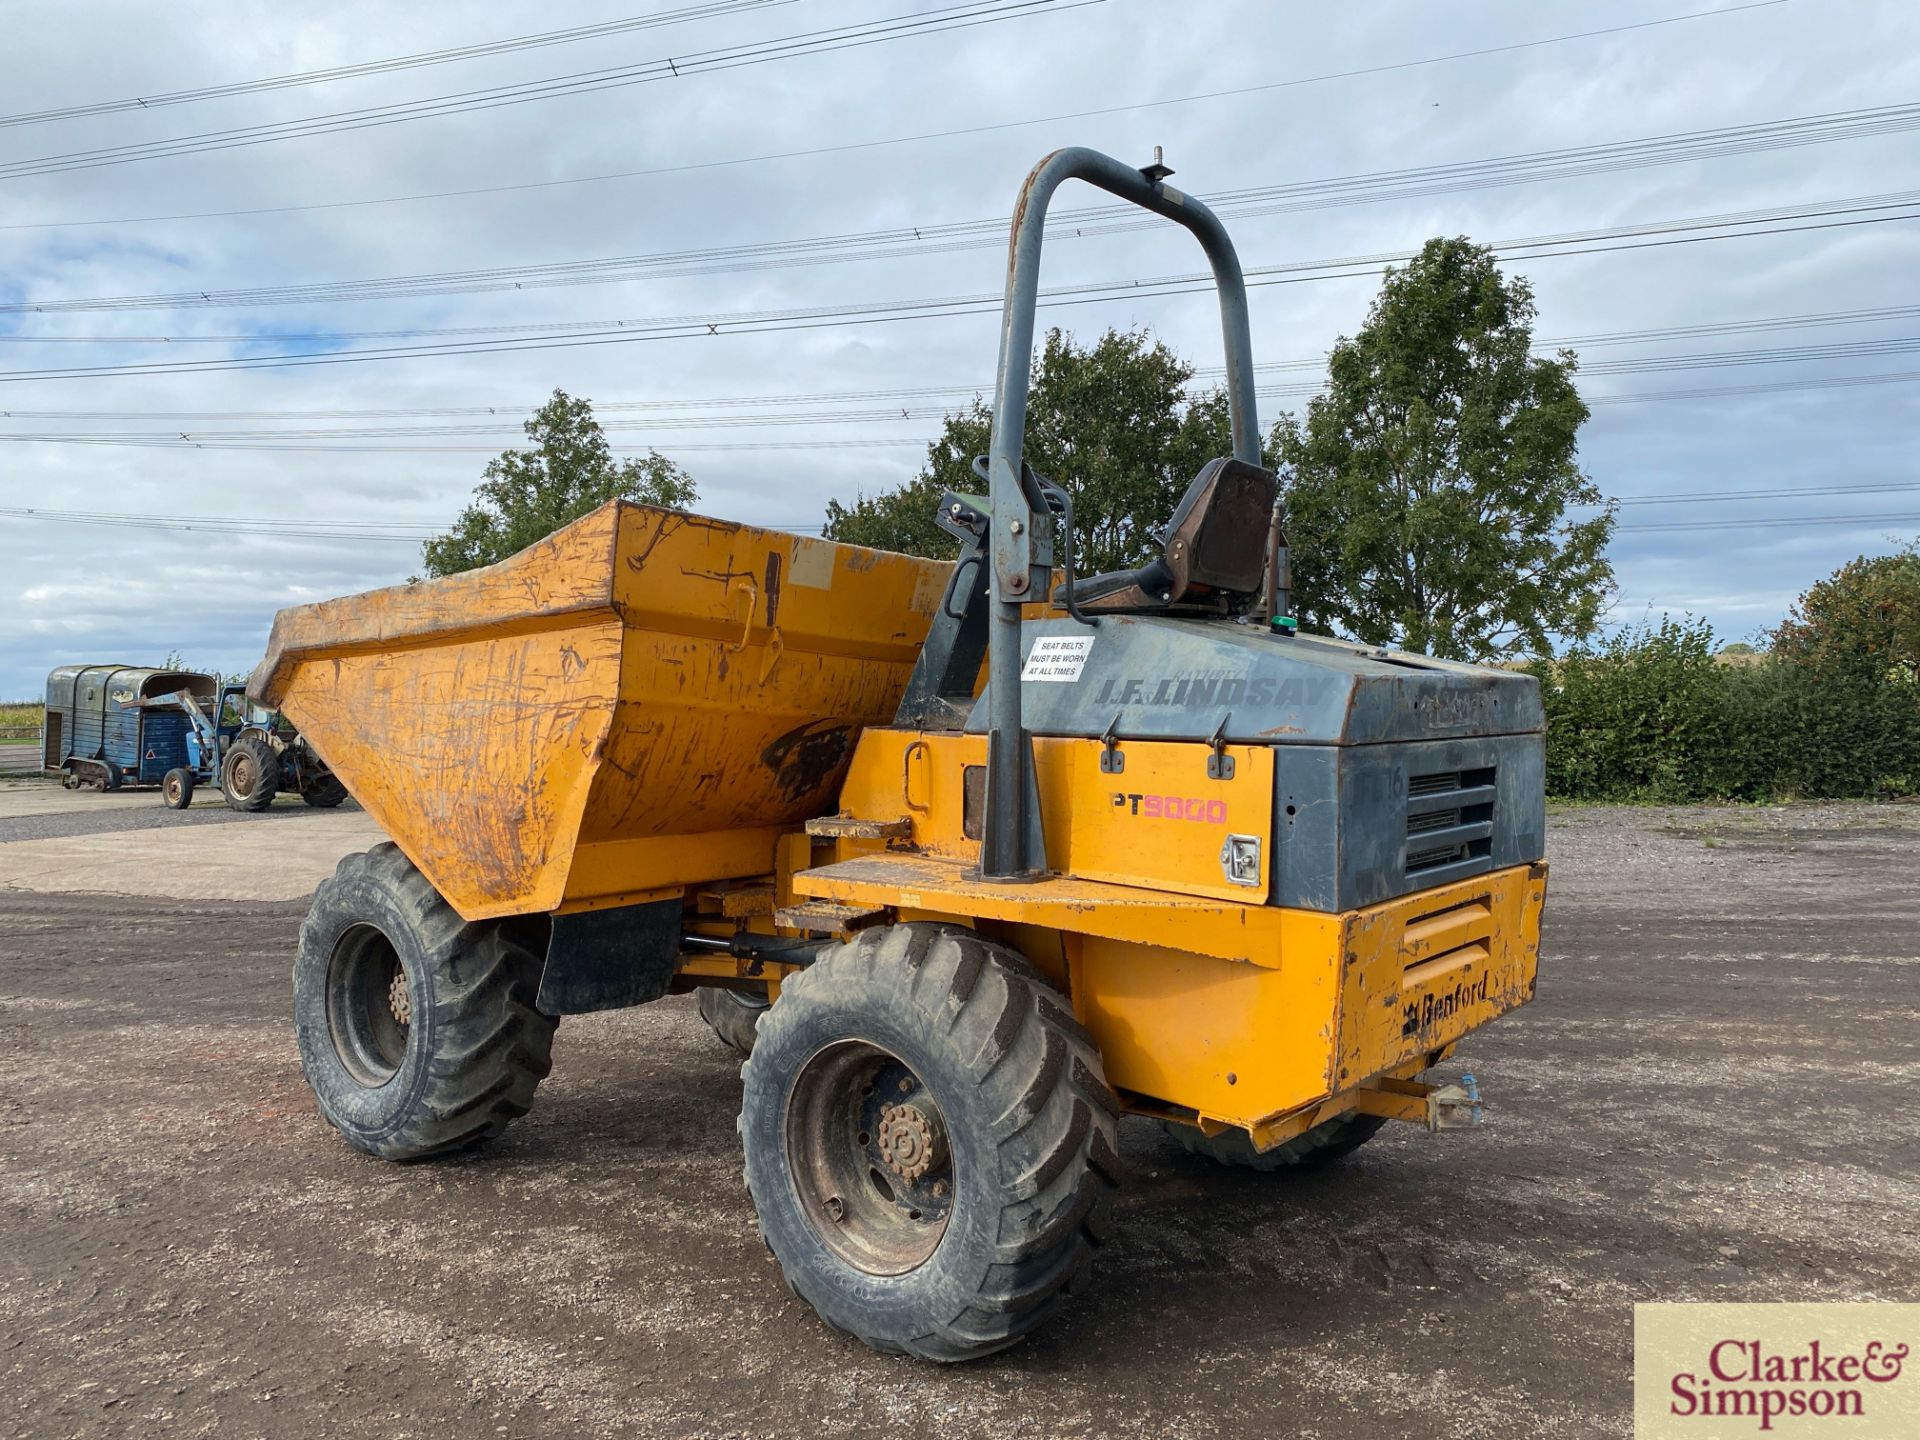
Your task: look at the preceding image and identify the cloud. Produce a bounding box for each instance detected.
[2,0,1918,694]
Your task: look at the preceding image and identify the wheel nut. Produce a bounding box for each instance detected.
[877,1102,941,1182]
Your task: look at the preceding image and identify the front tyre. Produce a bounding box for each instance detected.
[741,924,1120,1362]
[294,842,557,1161]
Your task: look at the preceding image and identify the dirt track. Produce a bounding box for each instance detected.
[2,801,1917,1438]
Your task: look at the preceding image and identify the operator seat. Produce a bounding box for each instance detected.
[1054,456,1277,615]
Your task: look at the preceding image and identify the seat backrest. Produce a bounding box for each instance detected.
[1161,457,1276,597]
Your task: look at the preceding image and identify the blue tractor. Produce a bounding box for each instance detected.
[41,664,345,812]
[155,679,347,812]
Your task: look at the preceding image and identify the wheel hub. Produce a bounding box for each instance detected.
[387,965,411,1026]
[877,1102,939,1182]
[784,1043,955,1276]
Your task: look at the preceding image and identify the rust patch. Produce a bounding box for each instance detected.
[760,720,855,804]
[762,551,782,628]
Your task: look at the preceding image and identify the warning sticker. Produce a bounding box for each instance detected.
[1021,634,1095,682]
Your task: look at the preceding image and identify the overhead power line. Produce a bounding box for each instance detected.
[5,305,1913,424]
[1615,512,1920,532]
[0,0,1792,233]
[7,500,1919,550]
[4,334,1915,441]
[15,99,1912,315]
[1608,481,1920,506]
[0,1,794,129]
[3,368,1916,453]
[1586,369,1920,405]
[0,0,1095,182]
[4,193,1916,382]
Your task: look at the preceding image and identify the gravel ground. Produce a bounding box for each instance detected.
[2,802,1916,1438]
[0,795,353,846]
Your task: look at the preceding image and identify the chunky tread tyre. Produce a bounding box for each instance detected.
[294,842,557,1161]
[1161,1111,1387,1172]
[301,772,349,808]
[696,986,768,1056]
[740,923,1120,1362]
[221,735,279,813]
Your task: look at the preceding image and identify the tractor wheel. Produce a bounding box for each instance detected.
[221,735,279,812]
[1160,1111,1387,1172]
[301,772,349,808]
[162,767,196,809]
[294,842,558,1161]
[696,986,768,1056]
[740,923,1120,1362]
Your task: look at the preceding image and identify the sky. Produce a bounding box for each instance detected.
[1,0,1916,697]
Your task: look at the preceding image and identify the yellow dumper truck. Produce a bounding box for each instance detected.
[254,149,1548,1361]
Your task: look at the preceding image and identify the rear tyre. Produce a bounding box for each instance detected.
[294,842,558,1161]
[301,772,349,808]
[696,986,768,1056]
[741,923,1120,1362]
[1161,1111,1387,1172]
[162,767,196,809]
[221,735,279,812]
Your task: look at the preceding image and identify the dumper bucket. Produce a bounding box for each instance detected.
[249,501,949,921]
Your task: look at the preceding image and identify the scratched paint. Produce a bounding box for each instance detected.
[252,501,951,920]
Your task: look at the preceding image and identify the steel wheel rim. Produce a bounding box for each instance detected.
[164,775,183,805]
[230,753,256,795]
[326,923,412,1087]
[785,1040,955,1276]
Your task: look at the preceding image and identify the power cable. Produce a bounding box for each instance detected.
[4,304,1914,423]
[3,335,1914,440]
[0,1,794,129]
[6,500,1917,547]
[0,1,1095,182]
[1615,512,1920,532]
[0,0,1791,232]
[14,99,1909,314]
[3,195,1914,381]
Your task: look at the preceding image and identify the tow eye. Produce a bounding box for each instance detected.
[1426,1072,1484,1131]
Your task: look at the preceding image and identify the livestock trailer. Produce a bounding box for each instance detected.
[42,664,217,790]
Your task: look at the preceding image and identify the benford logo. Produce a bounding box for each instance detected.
[1636,1304,1920,1438]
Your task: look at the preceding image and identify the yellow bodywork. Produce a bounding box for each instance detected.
[801,727,1546,1143]
[249,501,947,919]
[257,500,1546,1151]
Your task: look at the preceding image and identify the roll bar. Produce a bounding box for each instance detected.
[979,146,1268,879]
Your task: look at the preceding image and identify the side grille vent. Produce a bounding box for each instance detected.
[1404,766,1496,881]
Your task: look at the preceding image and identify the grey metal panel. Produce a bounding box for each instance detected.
[1270,734,1546,912]
[971,616,1543,746]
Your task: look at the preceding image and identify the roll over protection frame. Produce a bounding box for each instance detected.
[978,146,1268,879]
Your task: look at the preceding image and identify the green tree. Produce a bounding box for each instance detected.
[1272,237,1614,659]
[823,328,1230,568]
[422,389,696,577]
[1772,543,1920,681]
